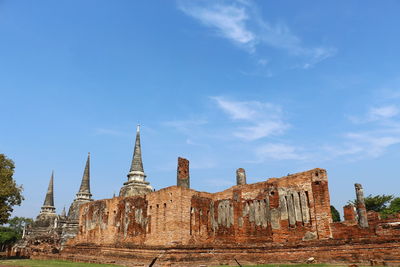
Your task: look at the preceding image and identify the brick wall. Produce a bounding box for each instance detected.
[70,168,333,247]
[57,167,400,265]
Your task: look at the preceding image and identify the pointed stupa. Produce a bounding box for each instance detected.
[76,153,92,200]
[40,171,56,214]
[61,206,66,217]
[66,153,94,222]
[119,124,152,197]
[127,125,146,182]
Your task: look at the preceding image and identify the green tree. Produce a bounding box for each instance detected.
[0,226,19,251]
[381,197,400,218]
[349,194,393,212]
[364,194,394,212]
[7,217,33,234]
[330,205,341,222]
[0,154,24,224]
[349,194,400,218]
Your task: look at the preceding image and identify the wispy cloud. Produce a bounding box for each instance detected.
[330,105,400,159]
[178,0,335,68]
[253,103,400,162]
[164,96,400,164]
[369,105,399,120]
[178,2,256,52]
[256,143,307,160]
[212,96,289,141]
[350,105,400,123]
[345,132,400,157]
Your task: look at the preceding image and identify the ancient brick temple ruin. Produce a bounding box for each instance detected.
[13,126,400,266]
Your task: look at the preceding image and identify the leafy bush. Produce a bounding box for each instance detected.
[0,226,20,251]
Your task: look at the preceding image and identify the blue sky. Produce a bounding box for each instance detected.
[1,0,400,219]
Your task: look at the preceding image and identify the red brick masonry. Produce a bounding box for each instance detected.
[40,169,400,265]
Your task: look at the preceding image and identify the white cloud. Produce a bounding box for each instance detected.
[212,96,283,121]
[369,105,399,120]
[178,0,335,67]
[344,132,400,157]
[331,105,400,159]
[212,96,259,120]
[256,143,306,160]
[349,105,400,124]
[302,47,337,69]
[253,103,400,162]
[178,1,255,50]
[212,96,289,141]
[234,121,288,141]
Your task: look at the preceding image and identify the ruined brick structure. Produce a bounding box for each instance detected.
[355,183,369,228]
[62,153,93,244]
[14,126,400,265]
[177,157,190,189]
[13,172,61,256]
[13,153,94,256]
[71,168,331,247]
[236,168,246,185]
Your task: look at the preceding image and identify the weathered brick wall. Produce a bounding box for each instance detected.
[57,167,400,266]
[343,204,357,223]
[59,238,400,266]
[70,168,332,247]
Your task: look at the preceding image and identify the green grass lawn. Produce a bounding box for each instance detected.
[0,259,123,267]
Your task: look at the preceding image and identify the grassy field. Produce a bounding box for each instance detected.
[0,259,123,267]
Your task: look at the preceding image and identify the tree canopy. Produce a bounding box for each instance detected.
[380,197,400,218]
[0,154,24,224]
[7,216,33,234]
[0,217,32,251]
[349,194,400,218]
[0,226,19,251]
[330,205,341,222]
[364,194,394,212]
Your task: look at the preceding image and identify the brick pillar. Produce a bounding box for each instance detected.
[236,168,246,185]
[311,169,332,239]
[177,157,190,189]
[355,183,369,228]
[343,204,356,223]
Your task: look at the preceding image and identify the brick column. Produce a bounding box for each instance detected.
[177,157,190,189]
[343,204,356,223]
[355,183,369,228]
[311,169,332,239]
[236,168,246,185]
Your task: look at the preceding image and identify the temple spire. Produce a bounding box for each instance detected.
[61,206,66,217]
[127,125,146,182]
[76,153,92,200]
[41,171,56,214]
[120,124,153,197]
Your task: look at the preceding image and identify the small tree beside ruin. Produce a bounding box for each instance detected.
[0,154,24,224]
[349,194,400,218]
